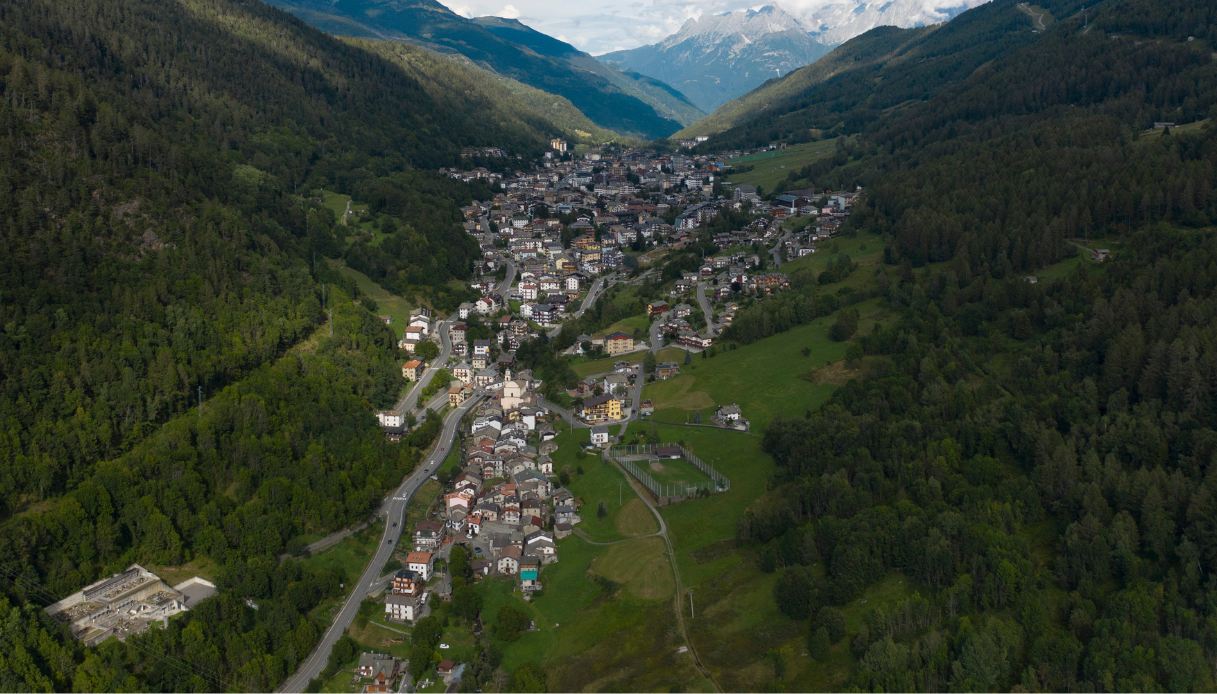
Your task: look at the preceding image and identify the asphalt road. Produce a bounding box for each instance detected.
[547,273,612,340]
[769,230,789,269]
[649,315,664,354]
[695,282,718,338]
[279,392,485,693]
[394,320,453,416]
[497,257,517,299]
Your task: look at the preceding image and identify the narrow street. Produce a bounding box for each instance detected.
[279,393,486,693]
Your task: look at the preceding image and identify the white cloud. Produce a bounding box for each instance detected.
[435,0,990,54]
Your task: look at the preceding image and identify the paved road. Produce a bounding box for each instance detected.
[769,230,790,269]
[546,273,613,340]
[496,256,517,300]
[618,368,646,440]
[695,282,718,338]
[540,398,588,430]
[394,320,453,417]
[280,393,486,693]
[649,316,664,355]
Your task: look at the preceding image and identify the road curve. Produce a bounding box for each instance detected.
[280,393,485,693]
[547,273,611,340]
[394,320,453,417]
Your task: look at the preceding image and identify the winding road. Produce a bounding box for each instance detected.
[394,320,453,417]
[547,272,613,340]
[280,393,485,693]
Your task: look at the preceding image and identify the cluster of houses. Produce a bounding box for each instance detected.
[350,652,464,693]
[383,368,581,628]
[457,149,743,293]
[396,307,435,355]
[439,144,860,371]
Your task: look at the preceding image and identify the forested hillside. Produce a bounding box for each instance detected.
[716,0,1217,688]
[359,40,621,146]
[264,0,704,138]
[685,0,1086,147]
[0,0,552,688]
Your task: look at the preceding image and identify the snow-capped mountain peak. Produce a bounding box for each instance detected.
[799,0,990,45]
[665,5,808,48]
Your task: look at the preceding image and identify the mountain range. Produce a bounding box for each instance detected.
[600,5,834,112]
[263,0,704,138]
[678,0,1047,145]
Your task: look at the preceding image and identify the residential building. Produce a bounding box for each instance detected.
[402,359,424,381]
[604,331,635,356]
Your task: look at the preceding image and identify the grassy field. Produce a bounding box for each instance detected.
[404,479,441,531]
[300,525,382,586]
[645,298,887,430]
[326,259,416,330]
[320,190,366,226]
[589,537,673,600]
[491,533,708,691]
[782,232,885,293]
[548,423,656,542]
[571,346,685,379]
[457,419,706,691]
[728,139,839,191]
[1035,237,1122,282]
[634,422,905,690]
[592,313,649,340]
[149,556,220,587]
[623,424,798,690]
[638,455,716,491]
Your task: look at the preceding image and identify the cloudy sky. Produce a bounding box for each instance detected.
[437,1,987,55]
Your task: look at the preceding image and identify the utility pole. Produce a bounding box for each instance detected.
[689,590,695,620]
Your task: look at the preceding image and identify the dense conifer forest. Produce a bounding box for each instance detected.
[3,0,1217,689]
[708,0,1217,688]
[0,0,561,688]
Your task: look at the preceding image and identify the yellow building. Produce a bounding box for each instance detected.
[580,395,623,423]
[604,332,634,356]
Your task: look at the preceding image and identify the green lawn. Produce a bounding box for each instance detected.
[300,525,381,586]
[592,313,649,340]
[548,423,652,543]
[461,422,705,691]
[625,424,803,691]
[645,298,888,431]
[782,233,885,293]
[490,537,708,692]
[545,257,897,689]
[326,258,416,330]
[572,346,684,379]
[320,190,356,225]
[729,139,839,191]
[631,454,716,493]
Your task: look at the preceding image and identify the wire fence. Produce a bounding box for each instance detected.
[612,444,730,505]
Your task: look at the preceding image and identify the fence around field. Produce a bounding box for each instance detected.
[611,443,730,505]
